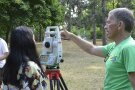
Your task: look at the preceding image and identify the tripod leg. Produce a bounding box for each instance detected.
[50,79,53,90]
[51,79,60,90]
[60,76,68,90]
[57,79,60,90]
[59,80,64,90]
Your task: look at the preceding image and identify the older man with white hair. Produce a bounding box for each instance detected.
[61,8,135,90]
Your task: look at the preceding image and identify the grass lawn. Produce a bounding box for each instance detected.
[37,40,105,90]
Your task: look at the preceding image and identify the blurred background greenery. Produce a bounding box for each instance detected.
[1,0,135,45]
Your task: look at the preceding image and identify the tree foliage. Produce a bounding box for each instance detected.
[0,0,135,43]
[60,0,135,44]
[0,0,65,42]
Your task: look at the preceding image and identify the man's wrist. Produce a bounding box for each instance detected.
[69,33,74,40]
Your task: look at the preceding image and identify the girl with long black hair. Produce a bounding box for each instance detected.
[3,26,47,90]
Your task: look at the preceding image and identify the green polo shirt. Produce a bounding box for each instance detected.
[102,36,135,90]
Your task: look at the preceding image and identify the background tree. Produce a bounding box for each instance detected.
[0,0,135,43]
[60,0,135,45]
[0,0,64,42]
[101,0,107,45]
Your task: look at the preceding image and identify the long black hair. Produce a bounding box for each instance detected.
[3,26,44,86]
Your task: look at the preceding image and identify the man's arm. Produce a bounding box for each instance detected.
[0,52,9,61]
[61,30,105,58]
[128,72,135,90]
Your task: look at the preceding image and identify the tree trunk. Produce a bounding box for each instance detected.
[5,25,11,44]
[93,18,96,44]
[93,1,96,45]
[67,6,72,32]
[39,25,42,42]
[101,0,107,45]
[5,30,10,44]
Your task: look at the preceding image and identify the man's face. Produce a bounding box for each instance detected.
[104,14,119,40]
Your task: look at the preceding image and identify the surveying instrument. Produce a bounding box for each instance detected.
[40,26,68,90]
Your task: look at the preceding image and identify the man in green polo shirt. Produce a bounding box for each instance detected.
[61,8,135,90]
[103,36,135,90]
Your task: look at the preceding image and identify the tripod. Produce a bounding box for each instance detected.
[45,67,68,90]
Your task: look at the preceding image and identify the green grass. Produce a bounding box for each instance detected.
[37,40,105,90]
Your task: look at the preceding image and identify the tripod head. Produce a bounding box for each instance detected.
[40,26,63,68]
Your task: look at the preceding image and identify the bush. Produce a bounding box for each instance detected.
[71,26,103,39]
[71,26,92,39]
[89,27,102,39]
